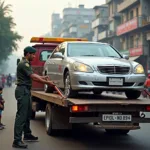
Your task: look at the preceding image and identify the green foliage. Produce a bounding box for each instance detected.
[0,1,23,63]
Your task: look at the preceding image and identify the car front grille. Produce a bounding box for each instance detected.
[97,66,130,74]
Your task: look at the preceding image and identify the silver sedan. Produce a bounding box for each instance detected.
[43,41,146,99]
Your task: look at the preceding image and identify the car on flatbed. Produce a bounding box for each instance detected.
[43,41,146,99]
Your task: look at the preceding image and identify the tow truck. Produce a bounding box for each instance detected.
[29,37,150,136]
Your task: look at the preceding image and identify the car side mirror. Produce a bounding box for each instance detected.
[17,58,20,65]
[53,52,64,59]
[122,55,129,60]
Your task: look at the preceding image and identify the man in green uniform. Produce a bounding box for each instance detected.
[12,46,55,149]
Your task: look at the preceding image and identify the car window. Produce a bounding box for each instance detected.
[50,43,65,58]
[67,43,122,58]
[59,43,65,55]
[40,50,53,61]
[50,45,60,58]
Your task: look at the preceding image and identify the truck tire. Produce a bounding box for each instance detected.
[45,103,56,136]
[64,71,77,98]
[125,90,141,99]
[105,129,130,135]
[31,110,36,120]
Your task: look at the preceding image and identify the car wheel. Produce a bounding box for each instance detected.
[64,72,77,98]
[125,90,141,99]
[93,90,103,95]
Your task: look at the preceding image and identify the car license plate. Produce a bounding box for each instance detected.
[102,114,132,122]
[109,78,123,86]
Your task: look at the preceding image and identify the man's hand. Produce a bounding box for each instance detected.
[47,81,55,88]
[42,76,50,81]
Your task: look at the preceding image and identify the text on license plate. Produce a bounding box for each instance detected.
[109,78,123,86]
[102,114,132,122]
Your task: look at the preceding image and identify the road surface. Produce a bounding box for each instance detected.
[1,86,150,150]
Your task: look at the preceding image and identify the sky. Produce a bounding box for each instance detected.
[6,0,105,56]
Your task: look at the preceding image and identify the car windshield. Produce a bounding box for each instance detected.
[67,43,122,58]
[40,50,52,61]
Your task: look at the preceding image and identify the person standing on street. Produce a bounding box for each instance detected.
[0,86,5,130]
[12,46,55,149]
[1,75,5,88]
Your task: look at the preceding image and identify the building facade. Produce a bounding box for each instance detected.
[51,13,62,37]
[98,0,123,51]
[116,0,150,71]
[92,5,109,42]
[59,5,95,38]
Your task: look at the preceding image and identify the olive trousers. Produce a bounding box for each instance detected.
[14,86,32,142]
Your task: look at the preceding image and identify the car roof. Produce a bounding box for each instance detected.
[64,41,109,45]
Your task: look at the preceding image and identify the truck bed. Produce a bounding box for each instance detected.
[31,91,150,107]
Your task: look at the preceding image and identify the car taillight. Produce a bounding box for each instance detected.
[71,105,88,112]
[146,106,150,111]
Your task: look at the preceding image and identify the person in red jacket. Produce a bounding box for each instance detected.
[144,75,150,92]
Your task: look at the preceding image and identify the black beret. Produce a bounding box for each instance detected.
[24,46,36,53]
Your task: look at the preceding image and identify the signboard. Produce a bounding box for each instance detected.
[120,49,129,55]
[129,46,143,56]
[117,18,138,36]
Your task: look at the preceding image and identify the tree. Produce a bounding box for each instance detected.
[0,1,22,64]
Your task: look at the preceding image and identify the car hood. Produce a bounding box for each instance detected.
[71,57,134,69]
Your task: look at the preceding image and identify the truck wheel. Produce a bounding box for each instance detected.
[64,72,77,98]
[45,103,55,136]
[105,129,130,135]
[31,110,36,120]
[125,90,141,99]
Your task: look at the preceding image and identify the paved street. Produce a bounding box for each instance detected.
[1,86,150,150]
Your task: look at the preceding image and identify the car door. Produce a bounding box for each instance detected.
[53,43,66,86]
[46,45,61,81]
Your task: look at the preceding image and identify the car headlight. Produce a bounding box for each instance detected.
[134,64,144,74]
[73,62,93,73]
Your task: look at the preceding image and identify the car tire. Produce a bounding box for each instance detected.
[93,90,103,95]
[125,90,141,99]
[105,129,130,135]
[64,71,77,98]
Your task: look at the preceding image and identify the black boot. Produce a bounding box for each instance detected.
[12,141,28,149]
[24,134,38,141]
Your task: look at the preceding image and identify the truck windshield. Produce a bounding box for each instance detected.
[67,43,122,58]
[40,50,52,61]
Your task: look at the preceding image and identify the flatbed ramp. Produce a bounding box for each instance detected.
[31,91,150,106]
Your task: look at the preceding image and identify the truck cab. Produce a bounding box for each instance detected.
[30,37,59,90]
